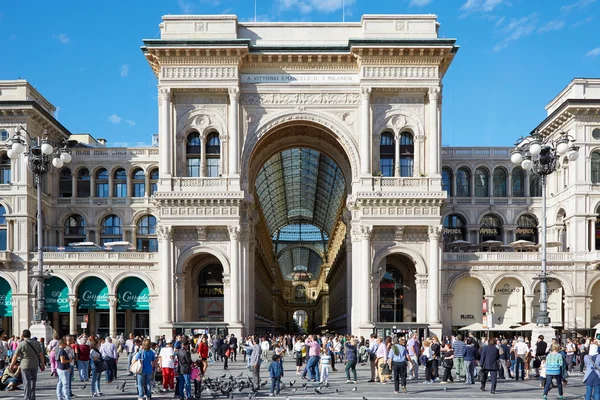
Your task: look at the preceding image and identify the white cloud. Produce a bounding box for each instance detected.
[178,0,194,13]
[586,47,600,57]
[108,114,122,124]
[120,64,129,78]
[409,0,433,6]
[278,0,355,14]
[57,33,70,44]
[460,0,507,15]
[561,0,596,12]
[494,16,505,27]
[125,119,137,126]
[492,14,537,52]
[537,20,565,33]
[572,16,593,27]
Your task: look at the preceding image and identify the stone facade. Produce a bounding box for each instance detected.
[0,15,599,339]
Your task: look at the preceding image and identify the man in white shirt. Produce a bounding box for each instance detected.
[260,337,270,362]
[125,333,135,376]
[513,337,529,381]
[100,336,118,383]
[158,339,176,392]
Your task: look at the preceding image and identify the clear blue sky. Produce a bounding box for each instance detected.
[0,0,598,147]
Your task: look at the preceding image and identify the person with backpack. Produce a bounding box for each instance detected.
[134,339,157,400]
[9,329,45,400]
[387,336,414,394]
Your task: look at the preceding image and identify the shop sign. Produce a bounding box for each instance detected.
[493,281,523,325]
[117,277,149,311]
[198,298,224,318]
[480,228,499,235]
[451,278,483,326]
[198,285,224,298]
[0,278,12,317]
[516,228,537,235]
[533,281,563,324]
[45,277,69,313]
[78,277,109,309]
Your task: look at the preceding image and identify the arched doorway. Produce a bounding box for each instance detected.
[77,276,111,336]
[0,276,13,335]
[45,276,69,336]
[197,263,224,321]
[117,277,150,337]
[492,278,524,328]
[591,281,600,328]
[451,277,484,330]
[377,255,417,324]
[532,279,564,327]
[293,310,308,333]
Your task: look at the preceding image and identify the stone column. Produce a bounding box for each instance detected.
[428,87,440,177]
[72,173,77,198]
[109,295,117,338]
[69,296,78,335]
[360,87,372,176]
[358,225,373,327]
[174,274,185,322]
[414,135,424,177]
[415,274,428,323]
[157,226,172,324]
[159,87,172,177]
[507,171,513,197]
[200,133,207,177]
[223,275,231,324]
[228,226,242,325]
[394,133,401,177]
[524,171,531,197]
[524,295,534,323]
[228,88,240,177]
[428,225,442,325]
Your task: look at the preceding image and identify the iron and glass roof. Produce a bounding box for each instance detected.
[256,148,346,281]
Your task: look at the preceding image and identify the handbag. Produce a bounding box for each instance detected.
[381,363,392,375]
[130,351,144,375]
[94,360,109,372]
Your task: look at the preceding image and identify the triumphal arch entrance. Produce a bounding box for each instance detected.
[143,14,458,338]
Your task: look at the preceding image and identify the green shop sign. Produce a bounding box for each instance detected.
[78,277,109,309]
[117,277,149,310]
[45,277,69,313]
[0,278,12,317]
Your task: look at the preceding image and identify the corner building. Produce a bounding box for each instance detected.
[0,15,598,340]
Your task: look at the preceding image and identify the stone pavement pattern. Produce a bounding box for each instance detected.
[3,355,589,399]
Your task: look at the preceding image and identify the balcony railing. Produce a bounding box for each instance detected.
[441,147,510,160]
[71,148,159,159]
[361,177,440,192]
[443,252,572,263]
[166,177,228,191]
[36,252,157,263]
[55,197,153,206]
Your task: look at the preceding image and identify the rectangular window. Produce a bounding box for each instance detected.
[150,183,157,196]
[400,156,414,177]
[1,170,11,184]
[96,183,108,197]
[133,183,145,198]
[136,237,158,252]
[77,181,90,197]
[206,158,220,177]
[59,181,72,198]
[114,183,126,198]
[187,158,200,177]
[0,229,6,251]
[380,157,394,177]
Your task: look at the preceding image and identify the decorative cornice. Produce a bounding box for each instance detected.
[240,93,360,106]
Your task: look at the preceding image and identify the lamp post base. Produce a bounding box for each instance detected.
[29,320,54,343]
[531,325,556,346]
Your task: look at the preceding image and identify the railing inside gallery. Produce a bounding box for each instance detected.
[71,148,159,158]
[443,252,572,262]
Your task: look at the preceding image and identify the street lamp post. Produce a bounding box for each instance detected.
[511,130,578,333]
[7,126,71,339]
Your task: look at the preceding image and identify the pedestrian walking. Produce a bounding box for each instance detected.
[249,337,262,390]
[422,339,434,384]
[176,340,193,400]
[319,347,331,384]
[543,343,565,400]
[158,339,176,392]
[302,335,320,382]
[76,337,90,382]
[9,329,45,400]
[55,339,71,400]
[407,332,420,380]
[134,339,157,400]
[463,338,477,385]
[387,337,413,394]
[513,336,528,380]
[479,337,499,394]
[268,354,283,396]
[441,342,454,383]
[293,337,304,374]
[99,336,118,383]
[583,345,600,400]
[47,333,59,377]
[89,339,104,397]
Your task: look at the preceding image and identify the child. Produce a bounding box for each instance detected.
[192,359,203,398]
[268,354,283,397]
[539,356,547,389]
[320,348,332,384]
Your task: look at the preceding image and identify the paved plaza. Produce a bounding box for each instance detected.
[2,355,589,400]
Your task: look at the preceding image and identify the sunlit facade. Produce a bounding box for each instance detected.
[0,15,599,339]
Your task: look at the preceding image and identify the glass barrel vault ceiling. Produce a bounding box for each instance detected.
[255,148,346,281]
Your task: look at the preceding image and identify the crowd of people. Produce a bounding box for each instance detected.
[2,328,600,400]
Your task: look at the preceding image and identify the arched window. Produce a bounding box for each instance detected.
[399,132,414,177]
[379,264,404,322]
[480,214,503,242]
[516,214,538,243]
[59,168,72,198]
[0,205,6,251]
[136,215,157,251]
[95,168,109,197]
[198,264,224,321]
[186,132,201,177]
[596,206,600,250]
[493,168,507,197]
[512,167,525,197]
[379,132,395,177]
[0,154,11,184]
[592,152,600,184]
[295,285,307,300]
[530,174,542,197]
[443,214,467,246]
[206,133,221,178]
[149,168,159,196]
[0,129,9,141]
[113,168,127,198]
[132,168,145,198]
[77,168,90,198]
[474,167,489,197]
[442,168,453,197]
[101,215,122,245]
[456,167,471,197]
[64,214,85,245]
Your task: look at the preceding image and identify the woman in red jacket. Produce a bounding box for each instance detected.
[198,335,210,375]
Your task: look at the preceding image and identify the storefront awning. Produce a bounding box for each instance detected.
[78,277,109,309]
[0,278,12,317]
[45,277,69,313]
[117,277,149,311]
